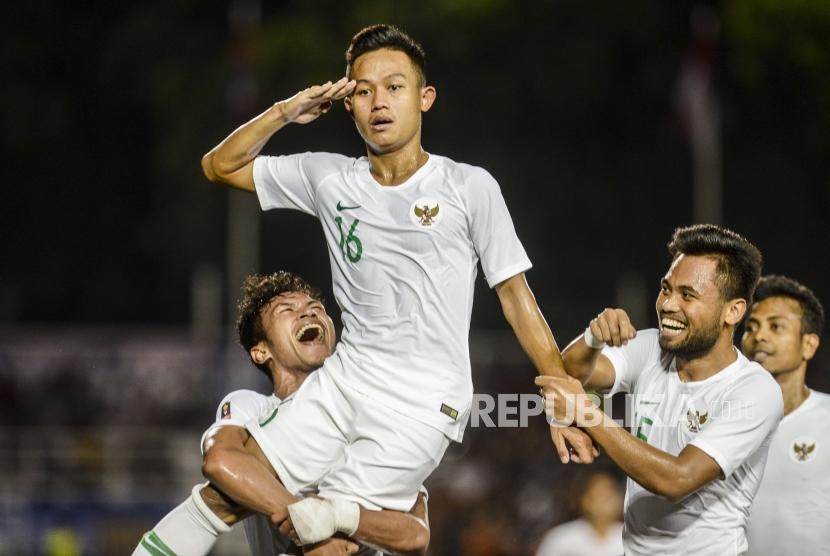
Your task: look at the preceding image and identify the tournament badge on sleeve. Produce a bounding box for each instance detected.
[221,401,232,420]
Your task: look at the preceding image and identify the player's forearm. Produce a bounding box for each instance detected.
[199,482,252,526]
[496,274,566,377]
[354,508,429,556]
[583,411,692,502]
[201,103,288,184]
[561,334,604,385]
[202,446,296,518]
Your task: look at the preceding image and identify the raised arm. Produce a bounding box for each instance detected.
[201,77,355,191]
[495,273,565,377]
[562,308,637,391]
[495,273,598,464]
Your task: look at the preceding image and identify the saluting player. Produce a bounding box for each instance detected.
[202,23,593,548]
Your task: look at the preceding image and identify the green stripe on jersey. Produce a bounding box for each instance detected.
[260,407,279,427]
[139,531,177,556]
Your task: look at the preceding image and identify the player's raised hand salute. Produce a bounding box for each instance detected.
[587,308,637,348]
[278,77,357,125]
[201,77,355,192]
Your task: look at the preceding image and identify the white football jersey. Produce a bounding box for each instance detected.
[535,519,623,556]
[201,390,294,554]
[602,329,783,555]
[203,390,382,556]
[254,153,531,440]
[746,389,830,555]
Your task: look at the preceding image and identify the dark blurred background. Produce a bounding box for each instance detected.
[2,0,829,554]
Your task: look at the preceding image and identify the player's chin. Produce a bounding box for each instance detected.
[298,345,330,367]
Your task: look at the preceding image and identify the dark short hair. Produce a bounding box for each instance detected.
[345,24,426,85]
[667,224,763,306]
[753,275,825,336]
[236,272,325,380]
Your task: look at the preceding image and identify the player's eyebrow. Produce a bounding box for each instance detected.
[678,285,700,296]
[766,315,795,322]
[356,73,408,84]
[271,299,298,311]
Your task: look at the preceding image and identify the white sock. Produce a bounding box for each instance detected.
[131,484,232,556]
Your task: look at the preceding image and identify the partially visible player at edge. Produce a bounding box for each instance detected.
[202,23,594,548]
[741,275,830,555]
[538,224,784,554]
[132,272,429,556]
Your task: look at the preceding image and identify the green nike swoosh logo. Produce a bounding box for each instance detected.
[337,201,361,211]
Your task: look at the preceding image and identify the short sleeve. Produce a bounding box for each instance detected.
[689,373,784,477]
[253,152,351,216]
[200,390,279,453]
[463,167,532,287]
[602,329,661,396]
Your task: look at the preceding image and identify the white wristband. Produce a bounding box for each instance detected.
[332,498,360,537]
[584,326,606,349]
[287,497,360,545]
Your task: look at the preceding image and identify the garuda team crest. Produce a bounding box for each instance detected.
[414,204,439,226]
[790,437,817,463]
[410,197,443,228]
[686,409,708,432]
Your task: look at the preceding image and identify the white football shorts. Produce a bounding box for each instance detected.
[246,363,449,511]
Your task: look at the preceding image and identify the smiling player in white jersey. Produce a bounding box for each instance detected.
[538,224,784,555]
[201,23,594,548]
[741,275,830,555]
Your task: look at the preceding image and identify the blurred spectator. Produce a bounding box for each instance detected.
[535,470,623,556]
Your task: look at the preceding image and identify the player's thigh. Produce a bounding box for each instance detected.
[318,405,450,511]
[246,369,352,494]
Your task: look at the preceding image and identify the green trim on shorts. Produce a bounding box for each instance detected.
[259,406,279,427]
[140,531,177,556]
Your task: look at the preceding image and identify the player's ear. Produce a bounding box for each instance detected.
[250,342,271,366]
[343,95,354,118]
[802,333,820,361]
[724,298,747,327]
[420,85,436,113]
